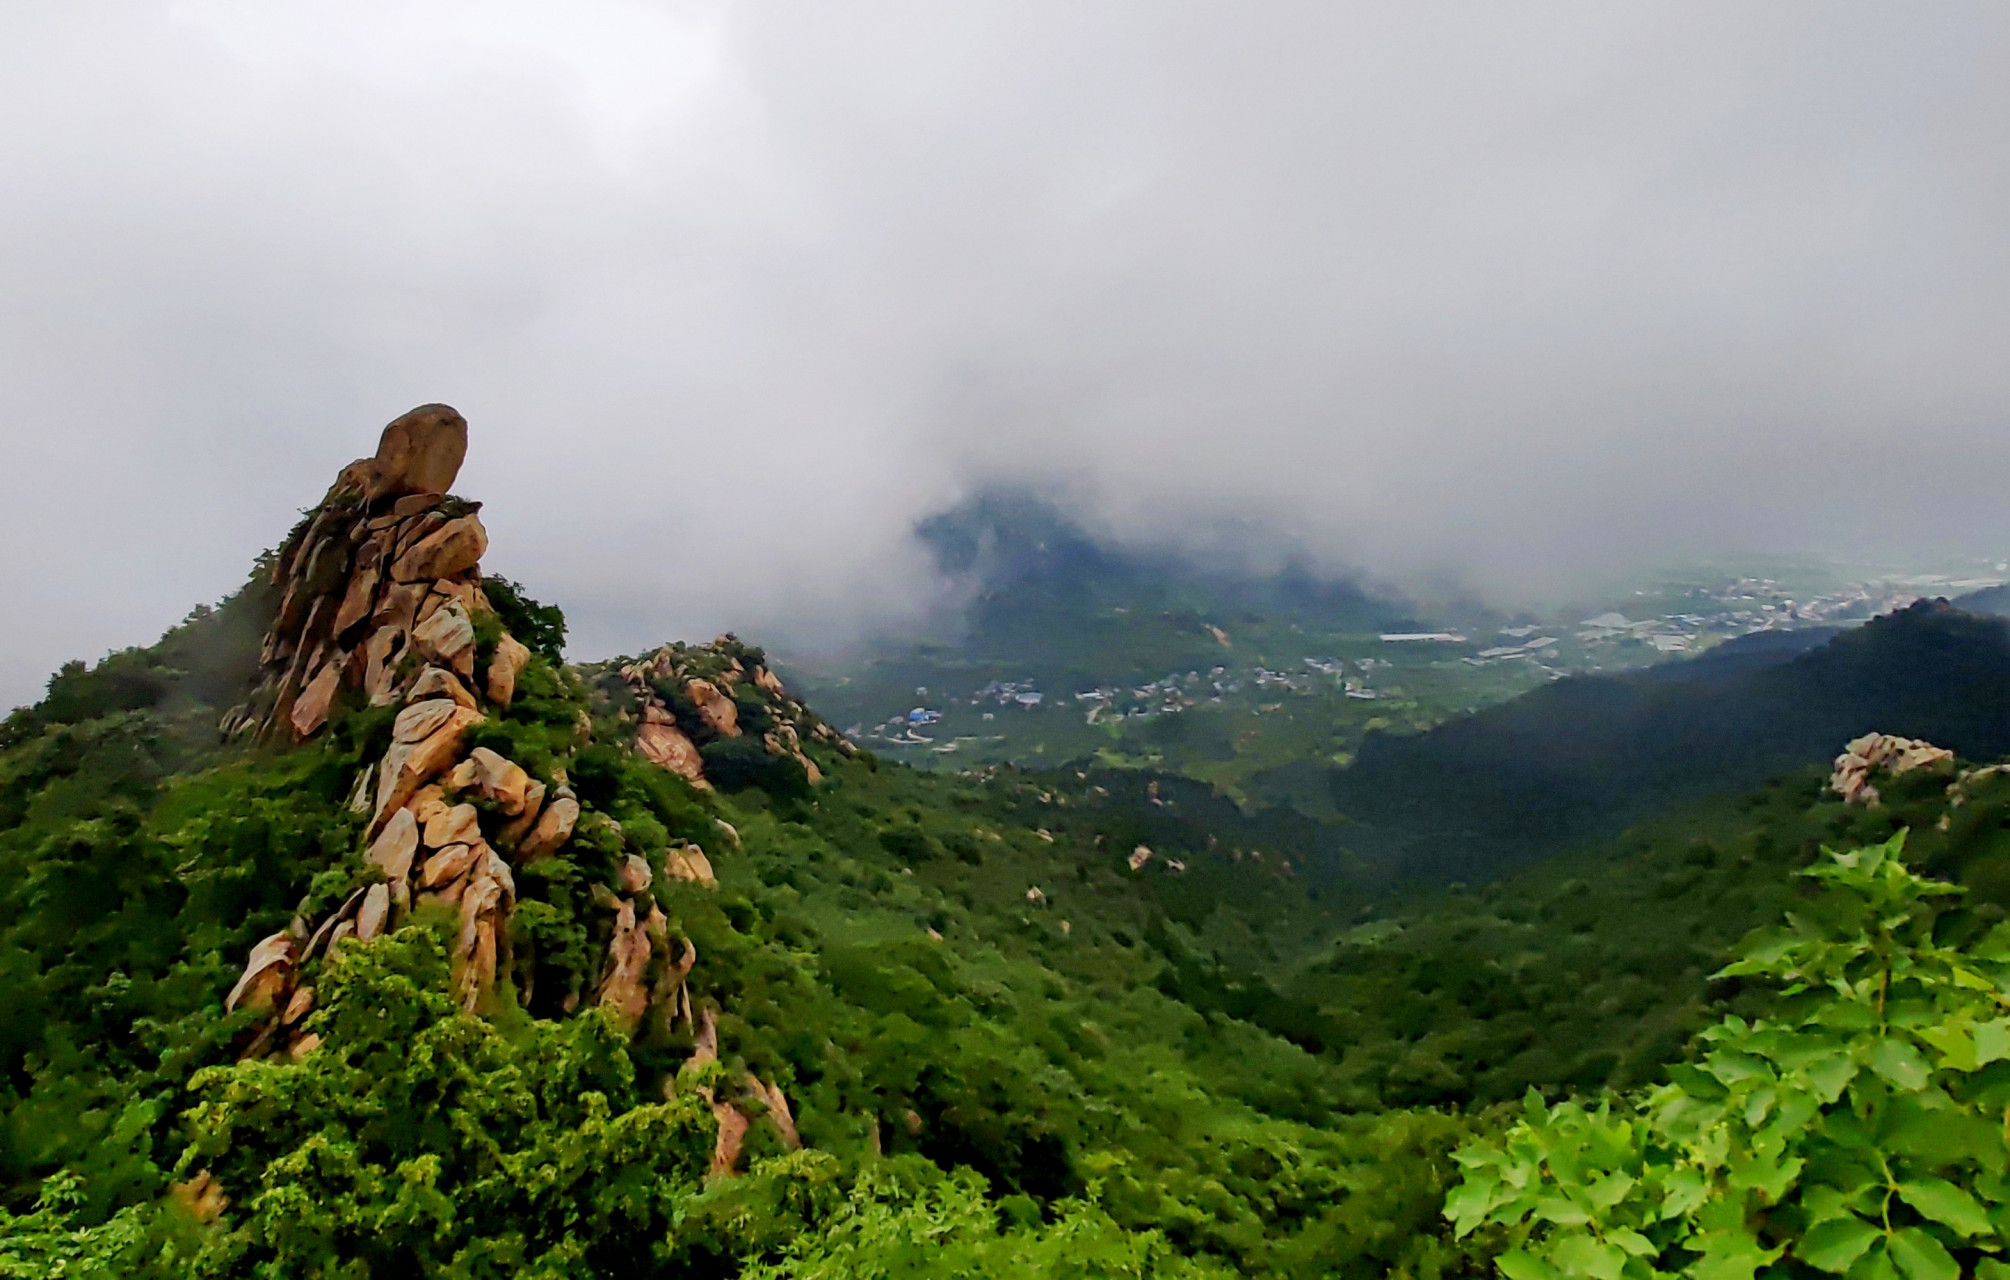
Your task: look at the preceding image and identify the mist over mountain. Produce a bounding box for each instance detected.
[6,3,2010,709]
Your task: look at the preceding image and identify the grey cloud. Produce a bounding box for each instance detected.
[2,1,2006,705]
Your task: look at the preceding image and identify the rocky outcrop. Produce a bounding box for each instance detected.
[613,643,851,791]
[221,405,499,743]
[1830,732,1955,807]
[216,406,798,1180]
[221,407,575,1057]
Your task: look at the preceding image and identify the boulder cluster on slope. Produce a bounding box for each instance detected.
[1829,731,1956,807]
[214,405,815,1175]
[614,641,852,791]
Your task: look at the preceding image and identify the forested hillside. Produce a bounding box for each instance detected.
[6,409,2010,1278]
[1329,601,2010,881]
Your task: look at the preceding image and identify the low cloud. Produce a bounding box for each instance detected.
[3,2,2007,704]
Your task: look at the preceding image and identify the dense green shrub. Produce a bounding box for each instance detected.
[1447,832,2010,1279]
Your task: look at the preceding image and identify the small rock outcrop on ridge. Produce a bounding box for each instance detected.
[1829,732,1956,807]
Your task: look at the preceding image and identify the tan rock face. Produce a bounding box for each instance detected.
[393,698,460,744]
[665,844,716,887]
[617,854,653,896]
[290,659,344,740]
[518,793,580,861]
[372,704,483,834]
[365,403,469,500]
[687,679,740,738]
[409,665,478,709]
[488,632,531,707]
[1831,732,1955,807]
[637,722,709,787]
[423,803,482,849]
[391,515,488,584]
[594,898,653,1026]
[366,809,420,882]
[449,747,533,815]
[420,843,481,889]
[225,932,298,1015]
[413,601,476,678]
[356,884,391,941]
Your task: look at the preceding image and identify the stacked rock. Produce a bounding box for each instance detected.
[215,406,805,1172]
[223,405,575,1054]
[222,404,520,741]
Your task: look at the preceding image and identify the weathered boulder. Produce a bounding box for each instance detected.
[665,843,716,887]
[361,404,468,500]
[423,802,482,849]
[618,854,654,896]
[497,779,547,848]
[637,722,708,787]
[517,792,580,861]
[289,659,344,740]
[420,842,481,889]
[448,747,533,815]
[488,632,531,707]
[371,704,482,834]
[412,600,476,677]
[356,884,391,941]
[687,679,740,737]
[409,665,478,709]
[391,514,487,583]
[393,698,461,744]
[225,932,298,1015]
[366,809,420,882]
[594,898,653,1026]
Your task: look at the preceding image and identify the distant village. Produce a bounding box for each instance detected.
[853,567,2007,753]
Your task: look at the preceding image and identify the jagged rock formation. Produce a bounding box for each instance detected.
[218,404,804,1172]
[612,640,852,792]
[1829,732,1955,807]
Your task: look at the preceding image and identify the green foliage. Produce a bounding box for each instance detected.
[178,923,716,1276]
[703,735,812,799]
[740,1158,1235,1279]
[1446,832,2010,1279]
[482,576,568,662]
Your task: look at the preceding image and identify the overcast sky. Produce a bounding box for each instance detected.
[3,2,2007,706]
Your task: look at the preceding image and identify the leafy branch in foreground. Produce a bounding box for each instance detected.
[1446,831,2010,1280]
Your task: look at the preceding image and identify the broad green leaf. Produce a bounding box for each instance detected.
[1802,1052,1859,1103]
[1917,1025,1978,1073]
[1496,1248,1558,1280]
[1728,1152,1802,1203]
[1443,1176,1498,1237]
[1896,1177,1993,1237]
[1868,1039,1932,1092]
[1535,1196,1592,1227]
[1685,1226,1782,1280]
[1605,1227,1656,1258]
[1886,1226,1959,1280]
[1584,1172,1636,1210]
[1975,1019,2010,1065]
[1974,1260,2010,1280]
[1550,1232,1626,1280]
[1793,1214,1879,1273]
[1659,1167,1707,1220]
